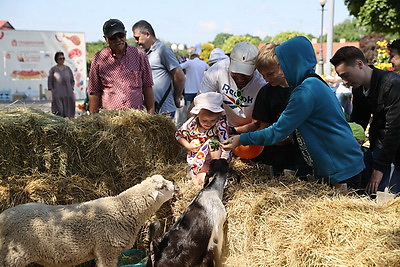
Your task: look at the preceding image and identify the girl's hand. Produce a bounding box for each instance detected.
[188,139,201,152]
[221,135,241,151]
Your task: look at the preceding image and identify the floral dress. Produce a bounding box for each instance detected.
[175,116,230,174]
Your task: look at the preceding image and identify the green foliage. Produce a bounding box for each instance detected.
[270,31,309,43]
[221,35,261,54]
[126,37,137,47]
[344,0,400,34]
[209,138,220,151]
[176,49,189,59]
[86,40,107,64]
[344,0,365,16]
[212,33,233,48]
[333,18,367,42]
[85,40,107,74]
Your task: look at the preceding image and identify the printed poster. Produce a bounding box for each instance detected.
[0,30,87,101]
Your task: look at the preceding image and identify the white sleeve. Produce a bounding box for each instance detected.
[201,69,217,93]
[180,61,189,70]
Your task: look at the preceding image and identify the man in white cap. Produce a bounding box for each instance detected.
[201,42,267,134]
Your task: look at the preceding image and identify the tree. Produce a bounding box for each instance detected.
[126,37,137,47]
[333,18,367,42]
[262,36,272,43]
[86,40,107,64]
[344,0,400,34]
[86,40,108,73]
[221,35,261,54]
[212,33,233,48]
[270,31,310,43]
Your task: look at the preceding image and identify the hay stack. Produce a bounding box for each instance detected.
[161,160,400,267]
[0,108,182,184]
[221,161,400,267]
[0,172,105,213]
[1,108,400,266]
[1,158,400,266]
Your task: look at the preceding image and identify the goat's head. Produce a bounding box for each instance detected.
[203,159,230,187]
[208,159,229,176]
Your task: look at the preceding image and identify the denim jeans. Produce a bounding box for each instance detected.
[184,93,197,105]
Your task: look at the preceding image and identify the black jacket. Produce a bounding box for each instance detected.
[351,67,400,172]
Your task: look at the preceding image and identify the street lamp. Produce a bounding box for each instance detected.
[318,0,327,75]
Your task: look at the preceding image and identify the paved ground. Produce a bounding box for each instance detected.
[0,100,86,117]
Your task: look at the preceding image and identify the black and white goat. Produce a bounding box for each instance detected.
[147,158,229,267]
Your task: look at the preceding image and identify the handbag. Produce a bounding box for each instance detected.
[155,83,172,113]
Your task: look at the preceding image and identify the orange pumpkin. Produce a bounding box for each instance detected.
[233,145,264,159]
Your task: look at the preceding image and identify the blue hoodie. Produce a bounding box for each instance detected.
[240,36,364,183]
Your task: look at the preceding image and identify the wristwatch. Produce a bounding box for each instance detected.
[229,126,237,135]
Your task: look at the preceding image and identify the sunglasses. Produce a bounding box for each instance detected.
[57,57,65,60]
[234,88,243,107]
[109,32,125,40]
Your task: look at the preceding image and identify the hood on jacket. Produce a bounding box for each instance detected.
[275,36,317,88]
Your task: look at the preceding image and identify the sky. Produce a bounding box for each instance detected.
[1,0,353,47]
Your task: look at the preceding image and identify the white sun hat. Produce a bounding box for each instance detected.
[190,92,225,115]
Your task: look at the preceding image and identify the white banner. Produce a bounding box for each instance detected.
[0,30,87,101]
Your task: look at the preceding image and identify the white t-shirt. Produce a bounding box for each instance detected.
[180,57,209,94]
[201,58,267,127]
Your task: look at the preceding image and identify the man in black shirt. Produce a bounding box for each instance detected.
[252,43,312,177]
[331,46,400,194]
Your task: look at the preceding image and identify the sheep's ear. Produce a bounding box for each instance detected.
[151,191,159,200]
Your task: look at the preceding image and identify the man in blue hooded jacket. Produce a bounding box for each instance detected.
[222,36,365,188]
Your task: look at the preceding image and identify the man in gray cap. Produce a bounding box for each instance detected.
[88,19,154,114]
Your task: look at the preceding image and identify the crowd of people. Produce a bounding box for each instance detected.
[49,17,400,197]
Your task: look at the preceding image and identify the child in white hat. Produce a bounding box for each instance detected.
[175,92,231,185]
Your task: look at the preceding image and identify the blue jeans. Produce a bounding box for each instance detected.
[184,93,197,105]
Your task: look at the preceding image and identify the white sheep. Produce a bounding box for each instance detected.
[0,174,179,267]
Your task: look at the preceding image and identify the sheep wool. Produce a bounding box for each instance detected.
[0,174,178,267]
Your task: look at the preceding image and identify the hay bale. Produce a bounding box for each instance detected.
[1,125,400,267]
[151,159,400,266]
[0,108,182,181]
[221,160,400,267]
[0,172,105,213]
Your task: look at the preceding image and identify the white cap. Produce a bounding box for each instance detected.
[209,48,228,65]
[229,42,258,76]
[190,92,225,115]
